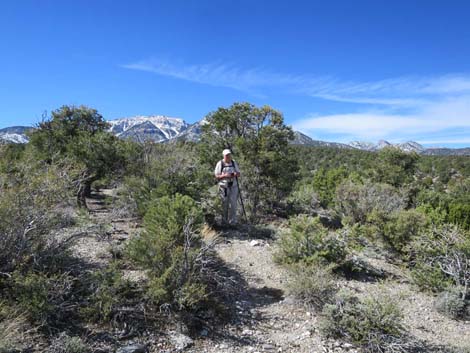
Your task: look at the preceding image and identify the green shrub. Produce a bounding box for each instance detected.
[126,194,212,311]
[127,194,203,274]
[373,147,419,187]
[434,287,470,320]
[381,210,427,253]
[411,263,453,293]
[287,263,337,310]
[312,167,349,207]
[416,203,448,226]
[448,203,470,230]
[7,271,74,327]
[123,143,211,216]
[275,215,347,266]
[80,263,134,323]
[321,289,406,351]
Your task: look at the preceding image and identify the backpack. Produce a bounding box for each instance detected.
[215,159,238,184]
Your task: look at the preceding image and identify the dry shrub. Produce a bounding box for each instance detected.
[47,332,90,353]
[335,180,407,225]
[320,289,411,353]
[287,263,337,311]
[411,225,470,296]
[434,286,470,320]
[0,304,38,353]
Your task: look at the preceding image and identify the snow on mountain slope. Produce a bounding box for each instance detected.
[107,116,189,142]
[0,126,32,144]
[348,140,425,153]
[0,133,29,144]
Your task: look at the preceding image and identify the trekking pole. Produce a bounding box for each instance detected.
[235,176,248,222]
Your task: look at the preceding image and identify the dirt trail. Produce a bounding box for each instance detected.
[71,189,139,268]
[194,230,352,353]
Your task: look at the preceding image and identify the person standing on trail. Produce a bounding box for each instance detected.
[214,149,241,225]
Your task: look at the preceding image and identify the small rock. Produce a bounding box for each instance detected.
[262,344,275,350]
[250,240,261,247]
[170,332,194,351]
[200,328,208,337]
[116,344,147,353]
[242,329,253,336]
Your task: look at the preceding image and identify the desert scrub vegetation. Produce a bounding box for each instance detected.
[122,142,212,217]
[126,193,235,325]
[79,262,137,324]
[410,225,470,319]
[365,209,428,254]
[335,180,408,225]
[0,304,37,353]
[286,263,338,311]
[48,333,90,353]
[275,215,347,266]
[320,289,410,353]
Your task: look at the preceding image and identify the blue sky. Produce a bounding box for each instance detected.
[1,0,470,147]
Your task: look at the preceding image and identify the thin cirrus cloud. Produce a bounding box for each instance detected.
[122,58,470,145]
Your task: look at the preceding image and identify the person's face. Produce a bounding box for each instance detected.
[224,153,232,162]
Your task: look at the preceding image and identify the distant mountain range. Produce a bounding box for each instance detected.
[1,116,469,156]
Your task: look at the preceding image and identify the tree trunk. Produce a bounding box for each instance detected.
[76,175,95,209]
[84,181,92,198]
[77,183,87,209]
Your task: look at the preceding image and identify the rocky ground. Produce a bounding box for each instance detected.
[71,189,470,353]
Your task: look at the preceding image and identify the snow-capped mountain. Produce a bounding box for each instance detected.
[348,140,425,153]
[172,119,209,142]
[107,116,189,142]
[0,126,32,144]
[292,131,353,149]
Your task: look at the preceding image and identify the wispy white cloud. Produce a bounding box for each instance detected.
[122,58,470,146]
[121,59,305,96]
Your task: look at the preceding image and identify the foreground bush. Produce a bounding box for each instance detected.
[411,225,470,296]
[126,194,226,315]
[287,263,337,311]
[48,333,90,353]
[80,263,136,323]
[0,160,77,276]
[321,289,407,352]
[0,304,35,353]
[434,286,470,320]
[275,215,347,266]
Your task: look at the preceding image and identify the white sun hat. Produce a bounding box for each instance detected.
[222,149,232,156]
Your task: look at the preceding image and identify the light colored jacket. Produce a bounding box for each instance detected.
[214,159,240,187]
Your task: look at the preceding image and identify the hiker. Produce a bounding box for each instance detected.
[214,149,241,225]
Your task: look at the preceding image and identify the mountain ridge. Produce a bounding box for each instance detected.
[1,117,469,156]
